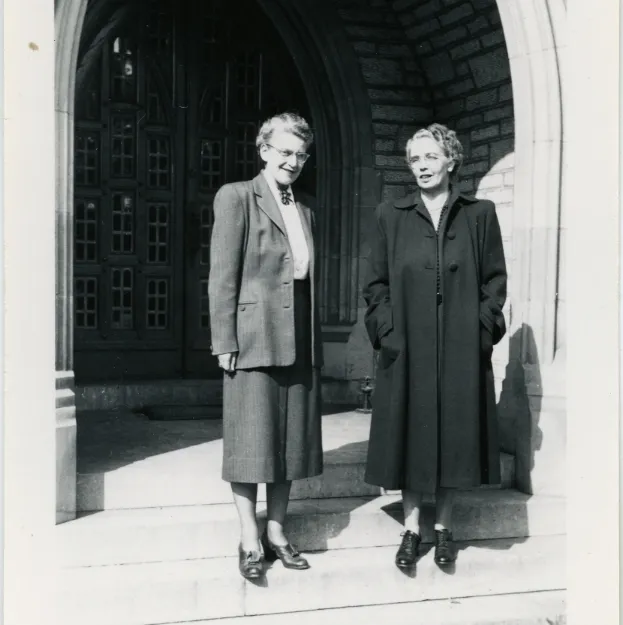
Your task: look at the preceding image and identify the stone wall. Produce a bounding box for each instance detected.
[323,0,516,404]
[393,0,515,378]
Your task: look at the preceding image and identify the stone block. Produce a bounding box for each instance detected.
[461,113,488,133]
[487,4,502,22]
[421,51,455,85]
[490,137,515,163]
[472,0,496,9]
[484,103,514,122]
[461,160,490,176]
[338,8,386,24]
[378,43,412,57]
[501,119,514,135]
[405,18,441,42]
[470,124,499,141]
[440,3,474,26]
[446,78,475,97]
[436,99,466,119]
[504,170,515,186]
[470,143,489,158]
[360,58,403,85]
[397,11,416,27]
[482,30,505,48]
[469,48,510,87]
[383,170,415,183]
[466,87,499,110]
[405,75,424,87]
[499,82,513,102]
[432,25,468,50]
[382,184,409,201]
[375,138,396,152]
[392,0,419,10]
[477,172,504,190]
[456,61,470,76]
[353,41,377,54]
[372,104,429,122]
[376,154,408,168]
[467,15,490,34]
[450,39,481,60]
[459,177,475,192]
[368,88,419,102]
[346,24,403,41]
[374,122,399,136]
[416,41,433,54]
[476,186,514,204]
[414,0,443,20]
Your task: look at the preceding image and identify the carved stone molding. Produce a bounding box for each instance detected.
[496,0,565,366]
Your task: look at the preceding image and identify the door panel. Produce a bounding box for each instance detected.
[74,0,313,383]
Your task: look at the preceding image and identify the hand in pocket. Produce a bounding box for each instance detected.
[379,330,402,367]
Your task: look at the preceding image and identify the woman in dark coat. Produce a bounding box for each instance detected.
[363,123,507,569]
[208,112,323,580]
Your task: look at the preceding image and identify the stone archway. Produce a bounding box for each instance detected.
[53,0,377,521]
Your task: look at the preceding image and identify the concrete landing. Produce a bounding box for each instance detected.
[76,409,515,511]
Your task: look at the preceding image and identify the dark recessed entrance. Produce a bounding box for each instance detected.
[73,0,314,383]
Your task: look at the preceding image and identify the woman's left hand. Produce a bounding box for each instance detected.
[218,352,238,372]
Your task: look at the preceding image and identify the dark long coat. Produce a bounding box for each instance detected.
[363,187,507,494]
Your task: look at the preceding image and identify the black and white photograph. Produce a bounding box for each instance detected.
[1,1,619,624]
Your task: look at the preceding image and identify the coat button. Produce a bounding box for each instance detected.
[447,231,456,239]
[449,262,458,272]
[240,305,246,311]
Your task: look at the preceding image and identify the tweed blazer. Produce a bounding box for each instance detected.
[208,173,323,369]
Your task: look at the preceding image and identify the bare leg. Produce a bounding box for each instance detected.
[266,481,292,546]
[435,487,454,531]
[402,488,423,535]
[231,482,260,552]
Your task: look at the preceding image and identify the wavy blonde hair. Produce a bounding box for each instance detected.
[405,123,464,181]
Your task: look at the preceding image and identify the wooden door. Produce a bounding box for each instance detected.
[73,0,313,383]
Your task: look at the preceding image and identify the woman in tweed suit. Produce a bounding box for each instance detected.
[208,112,323,580]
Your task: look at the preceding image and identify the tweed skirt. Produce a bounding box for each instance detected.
[221,279,323,483]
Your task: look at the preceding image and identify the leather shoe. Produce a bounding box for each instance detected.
[434,529,457,565]
[261,531,310,570]
[238,544,264,580]
[395,530,421,569]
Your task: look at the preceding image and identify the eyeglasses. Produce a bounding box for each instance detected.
[265,143,310,164]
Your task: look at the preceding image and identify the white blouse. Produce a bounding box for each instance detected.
[263,171,310,280]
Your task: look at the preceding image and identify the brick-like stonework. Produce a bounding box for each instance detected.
[326,0,517,398]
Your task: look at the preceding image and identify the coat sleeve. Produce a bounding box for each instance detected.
[208,184,247,355]
[479,202,507,345]
[363,205,393,350]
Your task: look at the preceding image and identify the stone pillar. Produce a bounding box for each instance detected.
[496,0,566,497]
[5,0,57,621]
[54,0,89,523]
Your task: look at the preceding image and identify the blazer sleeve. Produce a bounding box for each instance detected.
[479,202,507,345]
[208,184,247,355]
[363,205,393,350]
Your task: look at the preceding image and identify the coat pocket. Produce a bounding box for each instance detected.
[378,330,402,369]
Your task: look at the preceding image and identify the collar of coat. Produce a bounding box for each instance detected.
[393,186,479,212]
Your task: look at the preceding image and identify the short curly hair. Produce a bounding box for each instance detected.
[256,112,314,151]
[405,123,464,181]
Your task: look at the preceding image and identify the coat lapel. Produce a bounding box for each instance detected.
[295,200,315,278]
[253,173,287,236]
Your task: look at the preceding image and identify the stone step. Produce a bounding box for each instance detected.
[59,490,564,568]
[76,411,515,511]
[167,590,566,625]
[58,535,566,625]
